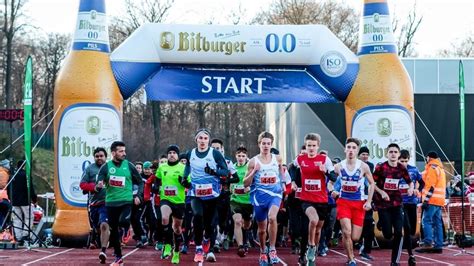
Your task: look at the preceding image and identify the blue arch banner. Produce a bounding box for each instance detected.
[111,24,359,103]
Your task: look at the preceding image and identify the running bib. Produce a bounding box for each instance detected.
[195,184,213,197]
[399,183,409,195]
[295,188,302,198]
[341,180,358,193]
[260,176,277,185]
[233,184,246,195]
[304,179,321,192]
[384,178,400,191]
[164,185,178,196]
[109,175,125,188]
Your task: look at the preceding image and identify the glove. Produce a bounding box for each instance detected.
[151,183,160,194]
[422,201,429,210]
[204,163,217,176]
[179,176,191,189]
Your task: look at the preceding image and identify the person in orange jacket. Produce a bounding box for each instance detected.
[416,151,446,254]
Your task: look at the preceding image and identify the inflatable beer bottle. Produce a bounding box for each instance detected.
[345,0,415,164]
[53,0,122,241]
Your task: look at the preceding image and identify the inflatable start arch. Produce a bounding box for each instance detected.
[53,0,415,242]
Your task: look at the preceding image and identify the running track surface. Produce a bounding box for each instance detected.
[1,245,474,265]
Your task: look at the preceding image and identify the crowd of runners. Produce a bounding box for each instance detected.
[81,128,445,266]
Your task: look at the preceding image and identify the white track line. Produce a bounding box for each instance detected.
[279,256,288,266]
[21,248,74,265]
[402,251,455,266]
[329,249,372,266]
[122,247,139,258]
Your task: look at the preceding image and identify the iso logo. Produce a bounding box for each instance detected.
[70,181,83,199]
[320,51,347,78]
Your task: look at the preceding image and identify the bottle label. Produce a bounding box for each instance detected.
[358,3,397,55]
[73,9,110,53]
[351,105,415,165]
[57,104,121,207]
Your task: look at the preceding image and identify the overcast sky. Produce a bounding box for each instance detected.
[24,0,474,57]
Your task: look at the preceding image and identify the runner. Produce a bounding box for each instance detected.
[372,143,415,266]
[210,138,239,252]
[331,138,374,266]
[180,128,229,263]
[244,131,285,265]
[293,133,336,265]
[80,147,109,264]
[156,145,186,264]
[96,141,144,266]
[230,146,253,257]
[399,149,422,262]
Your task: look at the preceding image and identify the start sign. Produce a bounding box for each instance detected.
[0,109,24,122]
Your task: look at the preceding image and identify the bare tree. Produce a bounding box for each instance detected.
[36,33,69,118]
[110,0,174,157]
[438,35,474,58]
[392,1,423,57]
[1,0,28,108]
[254,0,359,52]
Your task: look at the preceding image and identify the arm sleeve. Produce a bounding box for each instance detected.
[324,156,335,172]
[401,167,412,184]
[183,151,192,178]
[80,167,96,192]
[213,149,230,177]
[96,164,108,182]
[334,177,341,192]
[228,172,240,184]
[129,162,144,200]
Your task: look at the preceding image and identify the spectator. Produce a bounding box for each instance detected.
[8,160,37,243]
[0,159,11,230]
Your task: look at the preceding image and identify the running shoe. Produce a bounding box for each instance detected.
[110,256,123,266]
[202,238,211,253]
[408,255,416,266]
[259,252,269,266]
[155,241,163,251]
[222,238,230,251]
[237,245,246,257]
[297,256,306,266]
[180,244,188,254]
[318,249,327,257]
[194,248,204,263]
[269,249,279,264]
[347,260,357,266]
[99,251,107,264]
[206,251,216,262]
[171,250,180,264]
[306,246,316,262]
[162,244,172,259]
[136,240,144,248]
[121,228,131,244]
[360,252,373,261]
[213,243,221,253]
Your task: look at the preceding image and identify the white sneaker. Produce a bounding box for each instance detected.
[206,252,216,262]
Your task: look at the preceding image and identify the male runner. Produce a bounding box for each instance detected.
[180,129,229,263]
[96,141,143,266]
[399,149,422,262]
[244,131,285,265]
[210,138,239,252]
[80,147,109,264]
[293,133,336,264]
[230,146,253,257]
[156,145,186,264]
[373,143,415,266]
[331,138,374,266]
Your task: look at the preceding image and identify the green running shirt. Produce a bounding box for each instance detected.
[156,163,186,204]
[230,162,250,204]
